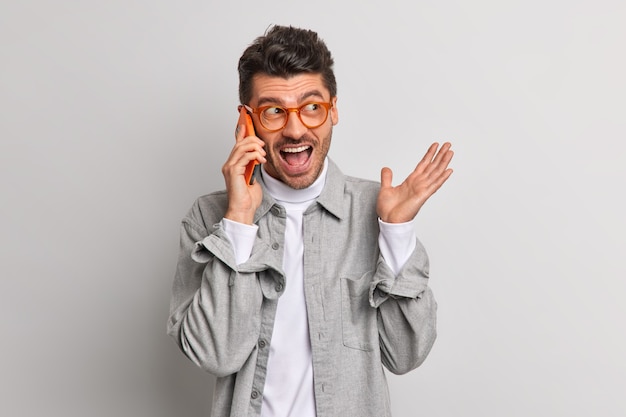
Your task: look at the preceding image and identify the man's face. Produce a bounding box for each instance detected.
[248,73,338,189]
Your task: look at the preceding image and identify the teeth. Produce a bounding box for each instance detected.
[282,145,310,153]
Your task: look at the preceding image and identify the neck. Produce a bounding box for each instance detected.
[261,159,328,204]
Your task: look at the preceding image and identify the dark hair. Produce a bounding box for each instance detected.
[238,25,337,104]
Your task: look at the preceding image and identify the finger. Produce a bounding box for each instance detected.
[232,137,265,158]
[413,167,453,205]
[431,168,454,193]
[225,141,266,173]
[236,146,266,168]
[223,152,266,185]
[423,142,453,177]
[430,146,454,177]
[235,123,248,142]
[380,167,393,189]
[415,142,440,172]
[431,142,453,166]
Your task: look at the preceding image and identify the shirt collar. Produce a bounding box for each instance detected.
[253,158,347,222]
[260,159,327,204]
[315,159,347,220]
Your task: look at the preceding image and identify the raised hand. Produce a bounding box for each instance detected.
[221,123,267,225]
[377,142,454,223]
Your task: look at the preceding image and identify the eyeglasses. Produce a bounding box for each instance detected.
[240,102,333,132]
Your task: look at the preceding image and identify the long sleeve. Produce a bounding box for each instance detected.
[167,197,283,378]
[370,234,437,375]
[377,218,417,276]
[222,218,258,265]
[166,217,264,376]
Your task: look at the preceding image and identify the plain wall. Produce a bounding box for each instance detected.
[1,1,624,416]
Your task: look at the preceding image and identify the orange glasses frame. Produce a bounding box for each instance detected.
[240,102,333,132]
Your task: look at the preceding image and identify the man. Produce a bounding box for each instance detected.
[168,25,453,417]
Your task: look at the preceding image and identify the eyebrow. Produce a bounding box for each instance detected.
[256,90,327,107]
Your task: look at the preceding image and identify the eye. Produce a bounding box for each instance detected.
[301,103,321,113]
[262,106,286,119]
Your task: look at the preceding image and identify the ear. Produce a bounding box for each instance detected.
[330,96,339,126]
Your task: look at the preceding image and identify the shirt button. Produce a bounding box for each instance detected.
[258,339,266,349]
[271,242,279,250]
[251,390,259,399]
[275,283,284,293]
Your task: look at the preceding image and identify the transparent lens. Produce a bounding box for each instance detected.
[257,102,330,131]
[299,103,327,128]
[261,107,286,130]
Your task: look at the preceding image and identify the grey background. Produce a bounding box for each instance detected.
[1,1,624,416]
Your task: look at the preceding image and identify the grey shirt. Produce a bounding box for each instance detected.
[167,159,437,417]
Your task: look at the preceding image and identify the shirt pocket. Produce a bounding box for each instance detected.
[340,273,378,351]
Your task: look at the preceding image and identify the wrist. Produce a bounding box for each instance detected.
[224,208,255,225]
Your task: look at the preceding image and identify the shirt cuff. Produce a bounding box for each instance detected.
[221,218,259,265]
[378,218,417,276]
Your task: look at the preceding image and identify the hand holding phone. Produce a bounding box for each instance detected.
[237,106,260,185]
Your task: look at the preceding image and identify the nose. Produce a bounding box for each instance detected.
[282,110,308,139]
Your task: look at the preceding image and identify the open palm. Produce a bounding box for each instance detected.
[377,142,454,223]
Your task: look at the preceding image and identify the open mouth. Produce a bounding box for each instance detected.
[280,145,312,167]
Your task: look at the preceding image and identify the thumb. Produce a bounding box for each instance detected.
[380,167,393,188]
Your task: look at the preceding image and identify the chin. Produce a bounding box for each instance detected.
[282,174,316,190]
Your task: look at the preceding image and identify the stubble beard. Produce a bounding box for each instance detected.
[265,128,332,190]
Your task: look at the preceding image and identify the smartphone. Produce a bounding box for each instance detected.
[237,106,260,185]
